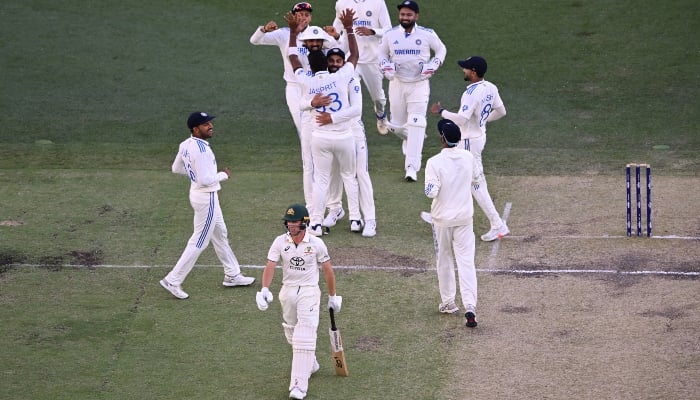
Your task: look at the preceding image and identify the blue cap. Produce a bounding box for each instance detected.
[437,119,461,147]
[187,112,215,129]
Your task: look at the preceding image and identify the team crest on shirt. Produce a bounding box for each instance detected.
[304,246,314,255]
[416,39,422,45]
[366,10,372,17]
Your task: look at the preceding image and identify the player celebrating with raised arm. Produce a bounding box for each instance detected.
[425,119,480,328]
[249,2,319,138]
[378,0,446,182]
[256,204,341,400]
[328,0,393,135]
[430,56,509,241]
[287,8,362,237]
[159,112,255,300]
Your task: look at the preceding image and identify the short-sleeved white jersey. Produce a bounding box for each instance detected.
[379,24,446,82]
[455,80,504,139]
[267,231,331,286]
[171,137,228,193]
[296,63,357,133]
[424,147,478,227]
[332,0,392,64]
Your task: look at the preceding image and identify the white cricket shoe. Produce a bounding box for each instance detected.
[350,220,363,232]
[439,301,459,314]
[376,114,389,135]
[405,166,417,182]
[362,219,376,237]
[308,224,323,237]
[289,387,306,399]
[222,273,255,287]
[159,279,189,299]
[322,208,345,228]
[480,223,510,242]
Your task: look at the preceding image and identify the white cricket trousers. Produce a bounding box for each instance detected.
[285,82,304,138]
[388,79,430,171]
[325,120,375,221]
[280,285,321,394]
[165,191,242,285]
[460,136,505,229]
[310,131,360,224]
[434,223,477,309]
[356,63,387,117]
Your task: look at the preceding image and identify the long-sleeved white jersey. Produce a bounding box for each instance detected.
[424,147,478,227]
[379,24,446,83]
[250,26,339,83]
[441,80,506,139]
[332,0,392,64]
[171,136,228,193]
[296,63,358,133]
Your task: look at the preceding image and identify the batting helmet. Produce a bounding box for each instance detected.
[283,204,310,222]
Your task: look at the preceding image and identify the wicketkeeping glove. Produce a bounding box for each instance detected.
[256,287,273,311]
[380,59,396,80]
[420,57,441,77]
[328,295,343,313]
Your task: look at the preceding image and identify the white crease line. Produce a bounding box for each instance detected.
[487,202,512,268]
[502,235,700,240]
[9,264,699,276]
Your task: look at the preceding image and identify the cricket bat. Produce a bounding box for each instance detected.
[329,308,349,377]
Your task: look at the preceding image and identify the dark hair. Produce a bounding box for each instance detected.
[308,50,328,73]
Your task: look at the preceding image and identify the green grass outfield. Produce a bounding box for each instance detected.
[0,1,698,399]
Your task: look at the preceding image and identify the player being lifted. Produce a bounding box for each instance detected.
[378,0,447,182]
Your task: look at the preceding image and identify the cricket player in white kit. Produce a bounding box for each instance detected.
[379,0,446,181]
[249,2,320,137]
[424,119,479,328]
[288,9,362,237]
[431,56,510,242]
[319,48,378,238]
[256,204,342,400]
[329,0,393,135]
[159,112,255,300]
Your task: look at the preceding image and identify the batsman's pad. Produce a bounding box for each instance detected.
[282,322,295,345]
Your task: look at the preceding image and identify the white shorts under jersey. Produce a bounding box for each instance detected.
[379,24,447,82]
[332,0,392,64]
[267,231,331,286]
[454,80,504,139]
[171,136,229,193]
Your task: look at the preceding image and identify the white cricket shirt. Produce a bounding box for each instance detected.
[171,137,228,193]
[267,231,331,286]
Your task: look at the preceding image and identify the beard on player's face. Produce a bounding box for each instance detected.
[327,56,344,73]
[303,39,324,52]
[400,20,416,29]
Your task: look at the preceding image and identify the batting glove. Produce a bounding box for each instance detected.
[256,287,273,311]
[328,295,343,313]
[380,59,396,80]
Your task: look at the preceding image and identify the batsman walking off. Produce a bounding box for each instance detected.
[425,119,480,328]
[160,112,255,299]
[256,204,342,400]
